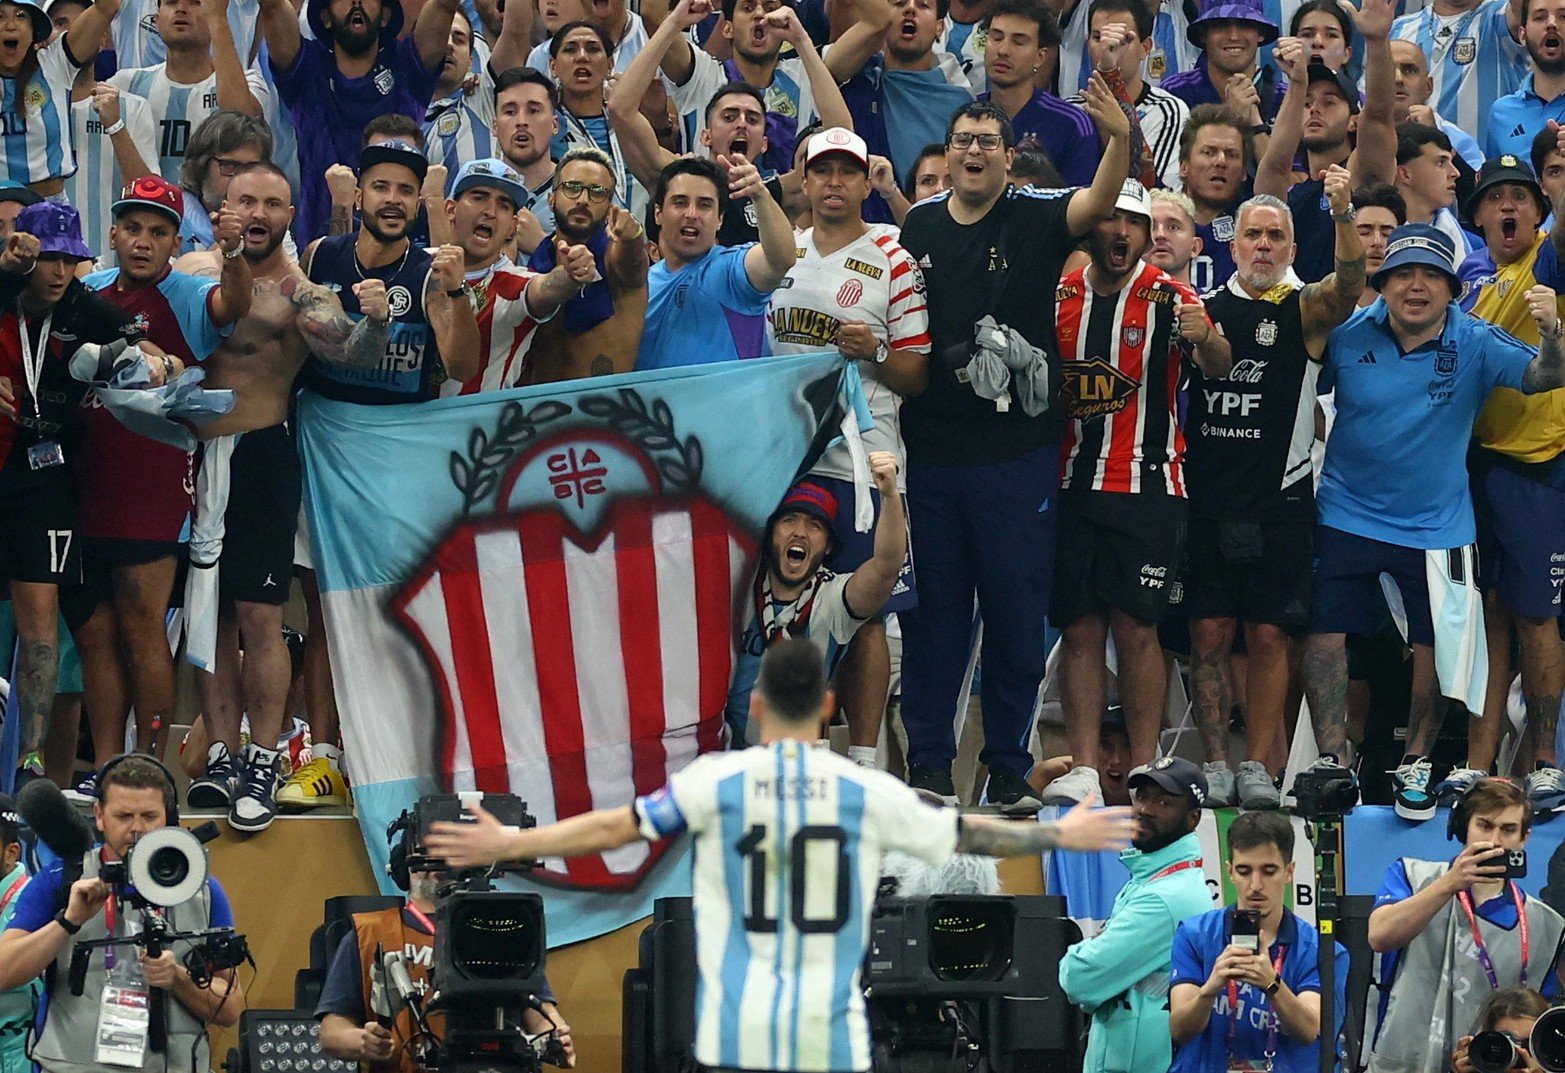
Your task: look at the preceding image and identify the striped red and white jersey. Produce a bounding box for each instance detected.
[1056,261,1202,497]
[439,263,547,397]
[767,226,931,487]
[391,496,750,890]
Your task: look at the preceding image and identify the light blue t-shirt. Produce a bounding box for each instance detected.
[1486,74,1565,164]
[1319,299,1533,549]
[880,66,974,184]
[636,244,770,371]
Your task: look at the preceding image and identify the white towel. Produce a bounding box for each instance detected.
[1425,544,1488,717]
[184,435,238,673]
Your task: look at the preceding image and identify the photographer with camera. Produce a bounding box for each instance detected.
[422,638,1136,1073]
[313,822,574,1071]
[1452,988,1550,1073]
[1365,779,1565,1073]
[0,756,245,1073]
[1168,811,1348,1073]
[0,794,39,1073]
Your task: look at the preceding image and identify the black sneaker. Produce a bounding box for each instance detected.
[228,746,281,833]
[985,767,1044,816]
[907,764,958,807]
[187,742,240,809]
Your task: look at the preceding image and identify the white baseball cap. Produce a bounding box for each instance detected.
[1113,178,1152,222]
[805,127,870,170]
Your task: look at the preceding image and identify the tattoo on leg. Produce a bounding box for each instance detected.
[1302,640,1349,759]
[1528,691,1562,758]
[17,639,58,752]
[1189,648,1231,762]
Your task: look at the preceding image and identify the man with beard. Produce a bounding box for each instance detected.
[492,66,562,250]
[1179,105,1254,294]
[434,155,602,394]
[1184,170,1364,811]
[1060,755,1212,1073]
[1148,190,1203,284]
[546,22,642,214]
[1489,0,1565,162]
[722,453,908,745]
[525,147,649,382]
[652,0,860,176]
[1256,16,1396,285]
[259,0,461,241]
[765,127,929,768]
[1303,224,1565,817]
[1440,157,1565,811]
[64,176,248,791]
[1046,181,1230,806]
[107,0,266,185]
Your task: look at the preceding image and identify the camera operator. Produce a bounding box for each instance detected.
[0,756,244,1073]
[1059,756,1214,1073]
[1366,779,1565,1073]
[313,844,574,1071]
[1168,811,1348,1073]
[1451,988,1550,1073]
[0,794,39,1073]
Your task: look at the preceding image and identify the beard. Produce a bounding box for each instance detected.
[1240,261,1288,291]
[242,226,287,262]
[1132,815,1192,854]
[554,209,603,245]
[331,20,380,57]
[361,210,409,243]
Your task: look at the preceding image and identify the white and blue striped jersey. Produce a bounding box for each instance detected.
[635,740,961,1073]
[112,0,261,67]
[1390,0,1526,135]
[67,90,158,262]
[670,49,817,166]
[1057,0,1197,94]
[1,37,85,185]
[108,64,270,183]
[425,64,496,191]
[936,15,987,95]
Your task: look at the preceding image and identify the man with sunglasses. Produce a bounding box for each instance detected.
[525,147,650,383]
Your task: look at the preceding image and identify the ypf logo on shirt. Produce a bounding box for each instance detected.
[386,285,413,317]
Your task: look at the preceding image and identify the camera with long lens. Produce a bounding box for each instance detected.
[1292,758,1359,820]
[1471,1030,1532,1073]
[385,794,565,1072]
[1527,1007,1565,1072]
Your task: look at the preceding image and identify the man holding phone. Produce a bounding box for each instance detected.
[1169,811,1348,1072]
[1364,779,1565,1073]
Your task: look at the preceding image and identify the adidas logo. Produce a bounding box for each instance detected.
[1513,124,1526,137]
[918,254,932,268]
[1357,352,1377,364]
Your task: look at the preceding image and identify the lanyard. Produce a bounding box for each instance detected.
[104,890,117,970]
[16,301,52,424]
[1148,858,1202,882]
[561,110,631,211]
[0,873,26,916]
[405,903,436,934]
[1227,944,1288,1068]
[1423,5,1483,68]
[1457,884,1529,989]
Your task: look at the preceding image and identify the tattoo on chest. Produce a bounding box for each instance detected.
[590,354,614,377]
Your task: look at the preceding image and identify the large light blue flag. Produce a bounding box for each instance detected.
[297,354,857,944]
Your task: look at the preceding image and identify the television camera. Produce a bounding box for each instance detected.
[381,793,568,1072]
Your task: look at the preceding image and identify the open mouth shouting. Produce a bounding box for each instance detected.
[897,15,918,41]
[727,134,751,159]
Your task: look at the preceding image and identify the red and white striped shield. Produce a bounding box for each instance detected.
[392,462,757,891]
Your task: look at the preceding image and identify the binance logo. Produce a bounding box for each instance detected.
[1062,358,1140,420]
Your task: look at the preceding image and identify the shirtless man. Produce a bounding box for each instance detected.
[525,146,648,382]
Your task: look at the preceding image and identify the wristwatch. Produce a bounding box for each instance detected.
[53,909,81,935]
[1264,972,1282,996]
[446,286,468,299]
[1331,204,1357,223]
[873,340,890,364]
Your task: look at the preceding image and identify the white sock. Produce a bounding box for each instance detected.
[314,742,342,766]
[848,746,878,768]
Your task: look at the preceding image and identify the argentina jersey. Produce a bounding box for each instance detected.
[305,234,445,404]
[634,740,961,1073]
[1390,0,1525,135]
[424,94,496,193]
[68,92,158,266]
[1,38,81,185]
[109,64,271,183]
[1057,0,1196,93]
[112,0,261,68]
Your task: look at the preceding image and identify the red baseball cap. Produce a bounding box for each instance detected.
[112,175,185,227]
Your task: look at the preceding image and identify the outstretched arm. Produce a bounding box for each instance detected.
[258,0,302,74]
[64,0,119,69]
[957,796,1136,856]
[1349,0,1396,184]
[427,803,645,866]
[1256,36,1307,198]
[843,451,908,617]
[208,203,253,326]
[732,158,797,291]
[1300,164,1366,357]
[1066,74,1130,237]
[288,275,391,370]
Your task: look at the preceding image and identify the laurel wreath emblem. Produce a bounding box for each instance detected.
[577,390,704,490]
[450,399,571,514]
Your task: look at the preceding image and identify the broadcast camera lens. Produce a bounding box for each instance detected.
[926,898,1015,983]
[1469,1030,1524,1073]
[1531,1008,1565,1072]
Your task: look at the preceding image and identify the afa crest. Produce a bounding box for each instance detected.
[1256,319,1278,346]
[1453,37,1476,64]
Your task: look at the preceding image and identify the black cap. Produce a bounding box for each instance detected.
[1462,153,1547,225]
[0,181,42,208]
[358,139,429,184]
[1305,60,1360,115]
[1128,755,1208,808]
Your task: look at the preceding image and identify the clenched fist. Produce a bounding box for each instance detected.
[431,244,465,294]
[326,163,357,207]
[353,278,390,324]
[212,201,243,253]
[555,239,597,283]
[1177,302,1212,344]
[868,449,898,494]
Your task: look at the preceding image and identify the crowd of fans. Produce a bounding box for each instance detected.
[0,0,1562,843]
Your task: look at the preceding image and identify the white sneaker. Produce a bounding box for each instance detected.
[1038,765,1102,807]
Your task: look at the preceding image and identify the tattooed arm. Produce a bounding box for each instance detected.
[287,275,390,370]
[1300,164,1366,360]
[956,798,1136,857]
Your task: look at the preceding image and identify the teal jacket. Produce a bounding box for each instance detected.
[0,862,37,1073]
[1060,832,1213,1073]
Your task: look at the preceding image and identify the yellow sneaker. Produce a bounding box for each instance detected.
[276,753,348,810]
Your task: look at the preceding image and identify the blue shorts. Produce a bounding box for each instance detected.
[811,474,917,614]
[1481,465,1565,620]
[1309,525,1434,646]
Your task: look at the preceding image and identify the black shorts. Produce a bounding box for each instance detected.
[1308,525,1434,646]
[0,476,81,585]
[1180,512,1314,628]
[1051,490,1187,627]
[61,537,185,632]
[219,424,301,606]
